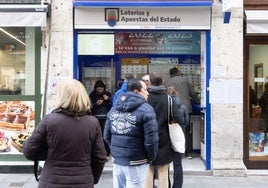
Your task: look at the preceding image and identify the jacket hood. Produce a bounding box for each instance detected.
[147,85,167,94]
[52,108,91,118]
[114,91,146,112]
[120,81,128,92]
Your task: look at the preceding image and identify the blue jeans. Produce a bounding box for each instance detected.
[113,163,149,188]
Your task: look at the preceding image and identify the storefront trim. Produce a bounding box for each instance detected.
[0,4,48,27]
[74,7,211,30]
[245,10,268,34]
[73,0,213,7]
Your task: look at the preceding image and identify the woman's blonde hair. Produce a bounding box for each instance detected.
[55,79,91,112]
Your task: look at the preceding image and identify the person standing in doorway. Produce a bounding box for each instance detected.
[164,67,200,159]
[104,78,159,188]
[89,80,112,159]
[145,71,182,188]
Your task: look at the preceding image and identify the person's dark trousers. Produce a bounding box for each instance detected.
[185,121,192,157]
[98,118,110,156]
[172,152,183,188]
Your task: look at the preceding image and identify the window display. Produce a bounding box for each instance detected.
[0,100,35,154]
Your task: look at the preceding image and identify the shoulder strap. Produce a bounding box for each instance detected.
[167,95,174,123]
[34,160,40,181]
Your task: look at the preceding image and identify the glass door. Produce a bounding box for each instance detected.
[245,37,268,168]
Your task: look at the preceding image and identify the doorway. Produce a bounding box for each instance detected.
[244,37,268,169]
[74,30,211,171]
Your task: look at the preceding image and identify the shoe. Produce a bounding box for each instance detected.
[185,153,193,159]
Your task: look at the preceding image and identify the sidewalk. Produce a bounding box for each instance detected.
[0,173,267,188]
[0,156,268,187]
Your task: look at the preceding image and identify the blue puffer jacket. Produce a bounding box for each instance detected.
[112,81,128,106]
[104,91,159,166]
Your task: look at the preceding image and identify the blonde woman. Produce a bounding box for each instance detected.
[23,79,106,188]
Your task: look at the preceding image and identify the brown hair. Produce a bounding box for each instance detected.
[166,85,179,96]
[150,71,163,86]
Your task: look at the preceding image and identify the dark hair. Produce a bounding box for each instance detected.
[127,78,143,92]
[150,71,163,86]
[117,78,124,89]
[125,73,134,80]
[94,80,106,90]
[169,67,179,76]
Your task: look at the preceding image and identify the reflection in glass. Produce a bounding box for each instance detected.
[249,44,268,161]
[0,27,35,95]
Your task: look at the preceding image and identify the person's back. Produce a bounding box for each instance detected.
[104,78,159,188]
[166,86,189,128]
[23,79,106,187]
[166,85,189,188]
[145,71,181,188]
[164,67,199,159]
[164,67,199,113]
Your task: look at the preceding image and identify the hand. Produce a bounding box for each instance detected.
[103,94,108,101]
[97,99,103,105]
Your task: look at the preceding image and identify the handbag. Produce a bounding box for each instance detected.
[168,95,185,153]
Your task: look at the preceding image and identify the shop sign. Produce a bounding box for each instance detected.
[74,7,211,30]
[115,31,200,55]
[0,0,41,3]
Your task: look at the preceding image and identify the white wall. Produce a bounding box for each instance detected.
[210,0,246,176]
[41,0,74,114]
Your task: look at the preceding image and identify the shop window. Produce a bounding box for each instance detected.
[248,44,268,162]
[0,27,36,95]
[0,27,41,158]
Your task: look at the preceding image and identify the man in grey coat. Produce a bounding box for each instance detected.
[164,67,200,158]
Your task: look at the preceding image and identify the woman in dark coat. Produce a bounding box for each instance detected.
[145,71,182,188]
[23,79,107,188]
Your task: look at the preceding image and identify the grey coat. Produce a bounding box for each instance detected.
[164,75,200,113]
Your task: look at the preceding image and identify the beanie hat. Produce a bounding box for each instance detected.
[94,80,106,90]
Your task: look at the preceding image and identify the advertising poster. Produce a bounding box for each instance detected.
[115,31,200,55]
[0,101,35,154]
[249,132,268,158]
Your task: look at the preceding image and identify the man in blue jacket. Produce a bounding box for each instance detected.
[104,78,159,188]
